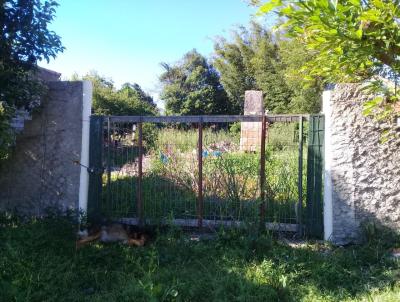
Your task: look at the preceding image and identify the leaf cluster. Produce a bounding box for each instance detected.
[83,72,158,116]
[159,50,232,115]
[0,0,64,160]
[213,22,323,114]
[258,0,400,125]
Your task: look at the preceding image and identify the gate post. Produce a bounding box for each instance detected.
[106,117,112,213]
[197,118,203,228]
[306,114,325,238]
[87,115,104,224]
[297,116,304,235]
[137,120,144,226]
[259,114,267,230]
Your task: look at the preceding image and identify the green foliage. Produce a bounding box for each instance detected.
[83,72,158,116]
[160,49,232,115]
[0,0,64,160]
[208,152,259,203]
[81,72,159,147]
[214,23,289,113]
[213,22,322,114]
[278,38,324,113]
[257,0,400,125]
[0,102,13,160]
[1,215,399,301]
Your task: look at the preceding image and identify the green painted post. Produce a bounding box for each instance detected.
[87,115,104,223]
[297,116,304,235]
[306,115,325,238]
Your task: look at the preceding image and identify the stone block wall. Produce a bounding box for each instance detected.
[240,90,264,152]
[325,84,400,244]
[0,81,86,215]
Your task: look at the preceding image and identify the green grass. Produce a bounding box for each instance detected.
[1,215,399,302]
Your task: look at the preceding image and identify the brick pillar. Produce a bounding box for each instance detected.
[240,91,264,152]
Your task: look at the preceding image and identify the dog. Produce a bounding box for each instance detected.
[77,223,147,248]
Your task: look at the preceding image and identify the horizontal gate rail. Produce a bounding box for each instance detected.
[107,114,309,123]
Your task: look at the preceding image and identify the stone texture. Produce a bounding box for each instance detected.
[329,84,400,244]
[0,81,84,215]
[240,90,264,152]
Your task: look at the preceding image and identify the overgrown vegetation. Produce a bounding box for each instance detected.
[80,72,158,116]
[0,0,64,160]
[1,214,399,301]
[102,124,306,225]
[213,22,323,114]
[159,50,232,115]
[159,23,323,116]
[256,0,400,139]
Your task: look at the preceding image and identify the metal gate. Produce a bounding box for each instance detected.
[87,114,324,237]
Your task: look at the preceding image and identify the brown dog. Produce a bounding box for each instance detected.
[77,224,146,248]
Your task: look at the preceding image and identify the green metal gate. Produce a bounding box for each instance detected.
[306,115,325,238]
[87,114,324,238]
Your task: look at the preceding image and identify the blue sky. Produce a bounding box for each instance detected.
[40,0,262,105]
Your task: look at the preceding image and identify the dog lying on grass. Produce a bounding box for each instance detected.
[77,223,147,248]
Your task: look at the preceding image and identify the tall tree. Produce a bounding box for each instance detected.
[214,23,290,113]
[0,0,64,160]
[213,22,322,114]
[160,50,231,115]
[120,82,156,108]
[278,38,323,113]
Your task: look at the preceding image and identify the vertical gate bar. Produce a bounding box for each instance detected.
[137,121,143,226]
[297,116,304,235]
[198,118,203,228]
[259,114,267,229]
[306,116,315,236]
[106,117,112,211]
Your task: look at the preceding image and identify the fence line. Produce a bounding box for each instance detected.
[88,114,325,237]
[108,114,309,123]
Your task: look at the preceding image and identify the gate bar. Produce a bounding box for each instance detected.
[198,119,203,228]
[137,121,144,226]
[297,116,304,235]
[259,114,267,229]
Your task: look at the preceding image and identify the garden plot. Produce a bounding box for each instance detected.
[100,122,306,228]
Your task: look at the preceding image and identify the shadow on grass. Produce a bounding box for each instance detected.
[1,214,399,301]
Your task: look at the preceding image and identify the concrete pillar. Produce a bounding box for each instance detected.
[240,91,264,152]
[78,81,93,214]
[322,90,333,241]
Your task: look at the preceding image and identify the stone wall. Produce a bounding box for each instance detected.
[325,84,400,244]
[0,81,86,215]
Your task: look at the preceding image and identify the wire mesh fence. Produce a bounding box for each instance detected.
[88,115,324,236]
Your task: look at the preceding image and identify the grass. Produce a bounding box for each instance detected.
[1,214,399,302]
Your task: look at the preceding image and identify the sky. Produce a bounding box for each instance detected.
[40,0,262,107]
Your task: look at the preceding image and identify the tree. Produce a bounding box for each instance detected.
[0,0,64,160]
[213,22,321,114]
[82,72,158,116]
[256,0,400,125]
[120,82,156,108]
[159,49,231,115]
[278,38,323,113]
